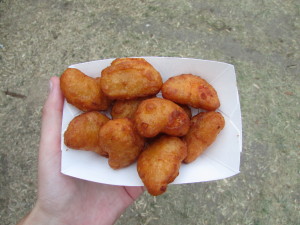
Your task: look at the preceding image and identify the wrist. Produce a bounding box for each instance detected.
[19,203,62,225]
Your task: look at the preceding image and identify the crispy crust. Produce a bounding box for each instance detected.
[179,104,192,119]
[137,135,187,196]
[134,97,190,138]
[162,74,220,111]
[99,118,145,169]
[183,111,225,163]
[101,58,163,100]
[111,97,148,119]
[60,68,110,111]
[64,111,110,156]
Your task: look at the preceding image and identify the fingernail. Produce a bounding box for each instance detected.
[49,79,53,93]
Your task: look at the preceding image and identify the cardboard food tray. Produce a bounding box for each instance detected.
[61,57,242,186]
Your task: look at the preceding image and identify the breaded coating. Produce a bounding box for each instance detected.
[183,111,225,163]
[111,57,147,66]
[134,98,190,138]
[137,135,187,196]
[101,58,163,100]
[64,112,110,156]
[179,104,192,119]
[60,68,110,111]
[162,74,220,111]
[99,118,145,169]
[111,98,146,119]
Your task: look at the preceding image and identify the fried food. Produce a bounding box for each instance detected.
[137,135,187,196]
[60,68,110,112]
[101,58,163,100]
[183,111,225,163]
[179,104,192,119]
[111,97,146,119]
[134,97,190,138]
[111,57,146,66]
[99,118,145,169]
[64,111,110,156]
[162,74,220,111]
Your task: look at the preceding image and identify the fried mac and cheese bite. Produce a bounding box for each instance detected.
[111,97,147,119]
[64,111,110,157]
[162,74,220,111]
[60,68,110,111]
[134,98,190,138]
[99,118,145,169]
[183,111,225,163]
[101,58,162,100]
[137,135,187,196]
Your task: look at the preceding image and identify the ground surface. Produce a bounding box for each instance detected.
[0,0,299,224]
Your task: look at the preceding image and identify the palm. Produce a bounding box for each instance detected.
[38,168,142,224]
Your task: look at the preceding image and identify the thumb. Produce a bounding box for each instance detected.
[39,76,64,171]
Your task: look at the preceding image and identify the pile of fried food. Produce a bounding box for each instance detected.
[61,58,225,196]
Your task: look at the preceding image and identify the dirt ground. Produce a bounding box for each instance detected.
[0,0,299,224]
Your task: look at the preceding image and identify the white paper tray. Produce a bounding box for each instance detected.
[61,57,242,186]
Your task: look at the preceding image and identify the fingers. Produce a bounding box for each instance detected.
[39,76,64,165]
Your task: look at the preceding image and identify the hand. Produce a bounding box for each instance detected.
[19,77,144,225]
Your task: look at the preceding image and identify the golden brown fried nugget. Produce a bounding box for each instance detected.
[64,111,110,156]
[99,118,145,169]
[137,135,187,196]
[162,74,220,111]
[101,58,162,100]
[183,111,225,163]
[134,98,190,138]
[111,98,146,119]
[60,68,110,111]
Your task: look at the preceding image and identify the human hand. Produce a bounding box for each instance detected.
[19,77,144,225]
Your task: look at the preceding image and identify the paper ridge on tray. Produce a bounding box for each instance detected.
[61,57,242,186]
